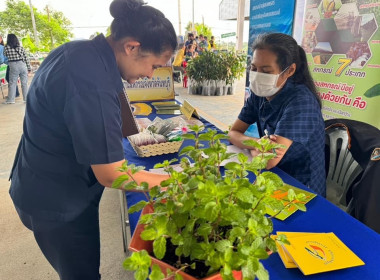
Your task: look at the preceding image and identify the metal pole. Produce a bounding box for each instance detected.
[192,0,195,32]
[236,0,245,51]
[28,0,39,47]
[45,5,54,49]
[178,0,182,36]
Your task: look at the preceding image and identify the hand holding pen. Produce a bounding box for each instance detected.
[264,129,277,155]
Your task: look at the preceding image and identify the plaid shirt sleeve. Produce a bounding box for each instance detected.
[4,46,31,71]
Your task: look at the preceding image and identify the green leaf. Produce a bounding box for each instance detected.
[253,248,270,259]
[215,239,232,252]
[149,186,160,198]
[256,263,269,280]
[155,215,169,236]
[112,174,130,188]
[149,264,165,280]
[228,227,245,242]
[242,139,261,149]
[197,223,212,238]
[153,236,167,259]
[139,213,153,224]
[135,269,150,280]
[287,188,296,201]
[181,134,196,140]
[175,273,184,280]
[123,250,151,271]
[128,201,148,214]
[237,153,248,163]
[179,145,195,155]
[214,134,229,141]
[205,201,220,222]
[140,228,157,240]
[123,181,139,191]
[172,212,188,228]
[166,220,178,235]
[236,187,254,203]
[224,162,242,171]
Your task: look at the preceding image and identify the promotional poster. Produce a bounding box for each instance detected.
[299,0,380,128]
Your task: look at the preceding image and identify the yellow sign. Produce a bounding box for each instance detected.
[180,100,200,120]
[124,67,174,101]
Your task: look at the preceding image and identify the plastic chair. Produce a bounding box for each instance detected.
[172,69,183,84]
[119,190,132,256]
[325,126,363,211]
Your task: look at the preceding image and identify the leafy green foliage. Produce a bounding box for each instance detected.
[186,50,246,84]
[120,126,308,279]
[0,0,73,52]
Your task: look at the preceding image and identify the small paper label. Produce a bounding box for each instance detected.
[180,100,199,120]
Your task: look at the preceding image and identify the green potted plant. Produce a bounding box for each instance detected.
[220,52,246,95]
[186,51,246,96]
[115,126,308,280]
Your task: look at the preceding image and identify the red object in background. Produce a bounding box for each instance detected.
[182,61,188,88]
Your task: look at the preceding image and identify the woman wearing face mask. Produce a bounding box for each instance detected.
[228,33,325,197]
[8,0,177,279]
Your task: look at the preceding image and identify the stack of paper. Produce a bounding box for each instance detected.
[152,101,182,115]
[274,232,365,275]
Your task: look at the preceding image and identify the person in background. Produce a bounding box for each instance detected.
[185,41,198,61]
[0,34,20,99]
[185,32,194,47]
[8,0,177,279]
[228,33,326,197]
[0,35,5,64]
[209,35,215,50]
[3,34,30,104]
[197,34,208,55]
[172,43,186,80]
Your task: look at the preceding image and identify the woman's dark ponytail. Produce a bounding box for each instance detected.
[296,45,321,107]
[252,33,321,107]
[109,0,177,55]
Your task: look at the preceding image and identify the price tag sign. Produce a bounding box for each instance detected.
[180,100,199,120]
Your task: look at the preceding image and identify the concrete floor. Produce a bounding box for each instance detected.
[0,76,245,280]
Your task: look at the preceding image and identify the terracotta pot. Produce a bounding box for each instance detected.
[128,205,243,280]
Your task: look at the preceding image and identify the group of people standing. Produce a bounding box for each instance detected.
[0,34,31,104]
[172,32,216,79]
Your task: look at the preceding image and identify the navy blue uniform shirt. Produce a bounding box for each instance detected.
[9,34,125,221]
[239,79,326,196]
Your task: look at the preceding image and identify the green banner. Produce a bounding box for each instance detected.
[300,0,380,128]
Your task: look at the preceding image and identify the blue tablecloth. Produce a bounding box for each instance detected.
[123,101,380,280]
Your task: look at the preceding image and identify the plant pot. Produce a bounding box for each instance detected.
[129,206,243,280]
[227,82,237,95]
[202,80,216,96]
[214,80,224,96]
[222,83,229,96]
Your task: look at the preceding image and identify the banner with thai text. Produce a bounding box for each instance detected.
[299,0,380,128]
[124,67,174,101]
[248,0,296,45]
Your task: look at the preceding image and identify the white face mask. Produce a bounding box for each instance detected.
[249,67,289,97]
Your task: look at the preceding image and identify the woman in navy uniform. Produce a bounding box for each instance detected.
[8,0,177,279]
[228,33,325,197]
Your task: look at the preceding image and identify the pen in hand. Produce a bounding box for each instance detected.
[264,129,277,155]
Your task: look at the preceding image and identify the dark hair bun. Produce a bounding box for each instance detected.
[110,0,145,19]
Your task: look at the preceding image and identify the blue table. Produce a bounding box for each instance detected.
[123,102,380,280]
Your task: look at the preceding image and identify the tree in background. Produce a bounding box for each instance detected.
[185,21,212,39]
[0,0,73,52]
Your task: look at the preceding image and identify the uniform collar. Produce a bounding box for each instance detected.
[92,34,124,93]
